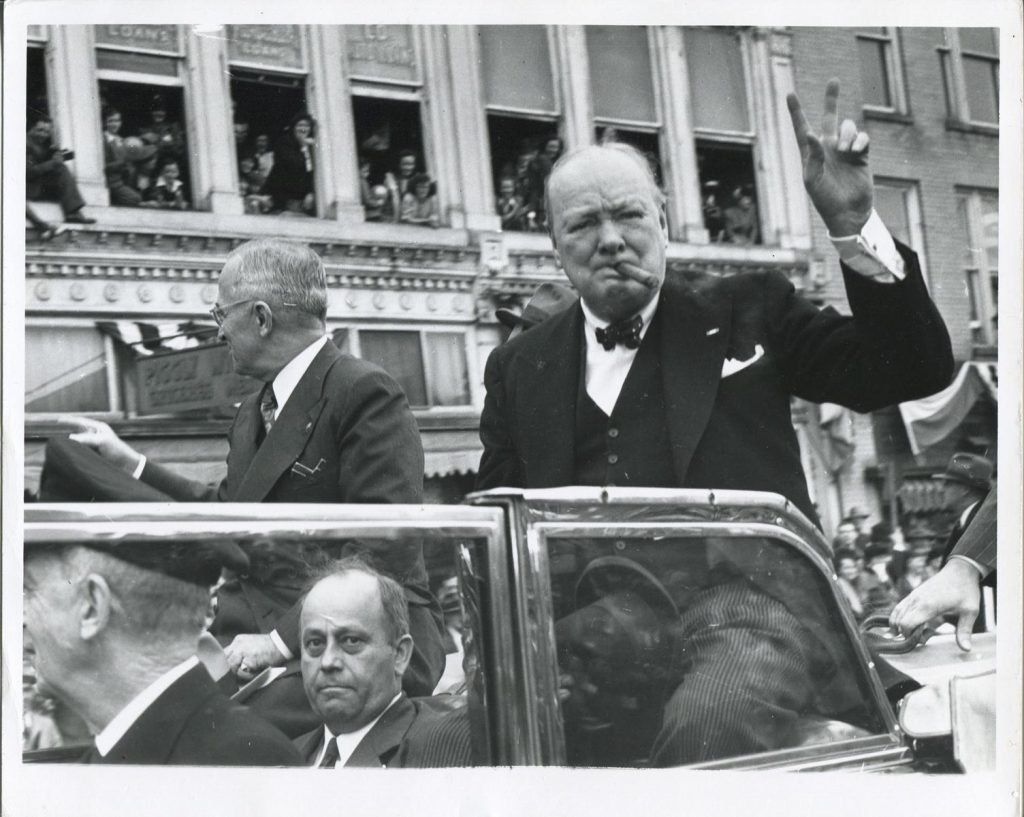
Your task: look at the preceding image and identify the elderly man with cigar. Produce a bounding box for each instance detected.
[476,79,954,764]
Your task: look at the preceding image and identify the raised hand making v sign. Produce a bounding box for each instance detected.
[787,78,874,239]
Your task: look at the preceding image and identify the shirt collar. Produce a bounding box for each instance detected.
[94,656,199,757]
[315,692,403,768]
[269,336,328,418]
[580,292,660,348]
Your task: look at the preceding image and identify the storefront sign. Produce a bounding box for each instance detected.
[345,25,418,84]
[137,343,260,415]
[227,25,305,71]
[94,25,182,55]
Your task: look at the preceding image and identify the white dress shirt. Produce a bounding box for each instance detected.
[312,692,402,769]
[581,296,660,416]
[94,656,199,757]
[581,211,905,415]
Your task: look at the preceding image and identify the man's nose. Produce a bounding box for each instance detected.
[596,219,626,255]
[320,645,346,672]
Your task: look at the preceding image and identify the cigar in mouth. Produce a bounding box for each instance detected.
[615,262,659,289]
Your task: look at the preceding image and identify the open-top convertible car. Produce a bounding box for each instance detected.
[22,489,995,771]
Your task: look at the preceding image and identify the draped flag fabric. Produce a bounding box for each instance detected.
[96,320,219,355]
[898,362,998,455]
[798,400,856,477]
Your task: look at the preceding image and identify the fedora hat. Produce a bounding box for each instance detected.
[934,452,994,492]
[496,281,577,339]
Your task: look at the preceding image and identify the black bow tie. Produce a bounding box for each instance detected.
[595,316,643,351]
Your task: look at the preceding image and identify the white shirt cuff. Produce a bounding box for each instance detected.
[268,629,293,661]
[131,454,147,480]
[829,209,906,282]
[948,554,989,579]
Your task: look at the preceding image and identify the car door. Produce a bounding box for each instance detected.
[470,487,915,771]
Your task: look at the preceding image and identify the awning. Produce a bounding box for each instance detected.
[898,362,997,455]
[424,449,481,478]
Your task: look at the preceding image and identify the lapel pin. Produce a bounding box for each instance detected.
[706,328,720,336]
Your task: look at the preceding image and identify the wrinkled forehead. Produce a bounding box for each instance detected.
[548,149,659,219]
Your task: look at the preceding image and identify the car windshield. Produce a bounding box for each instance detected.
[546,532,887,767]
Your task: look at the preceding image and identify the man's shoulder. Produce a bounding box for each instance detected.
[179,690,302,765]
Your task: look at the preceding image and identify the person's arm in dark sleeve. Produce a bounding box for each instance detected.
[475,346,523,491]
[763,238,954,413]
[950,488,997,574]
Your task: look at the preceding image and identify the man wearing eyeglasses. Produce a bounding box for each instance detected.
[62,238,444,729]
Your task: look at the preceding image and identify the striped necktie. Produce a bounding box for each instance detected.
[259,386,277,436]
[318,736,340,769]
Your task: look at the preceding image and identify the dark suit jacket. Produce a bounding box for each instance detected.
[294,694,470,768]
[139,340,444,696]
[81,663,300,766]
[950,488,996,574]
[477,242,953,524]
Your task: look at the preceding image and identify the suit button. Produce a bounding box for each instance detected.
[608,428,619,438]
[607,453,619,464]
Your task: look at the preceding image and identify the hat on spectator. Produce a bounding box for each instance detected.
[934,453,994,492]
[870,521,893,543]
[496,282,578,340]
[39,435,172,503]
[845,505,870,522]
[863,543,892,562]
[122,136,158,163]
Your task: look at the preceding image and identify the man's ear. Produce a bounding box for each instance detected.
[79,573,113,641]
[393,634,414,677]
[659,204,669,248]
[253,302,274,337]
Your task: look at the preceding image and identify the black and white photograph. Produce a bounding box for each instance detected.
[3,2,1020,815]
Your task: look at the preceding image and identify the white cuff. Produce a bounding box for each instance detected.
[131,454,147,480]
[829,209,906,282]
[947,554,989,579]
[268,629,293,661]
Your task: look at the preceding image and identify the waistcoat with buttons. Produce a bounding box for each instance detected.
[573,312,675,487]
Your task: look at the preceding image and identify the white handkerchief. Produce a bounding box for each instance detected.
[721,343,765,378]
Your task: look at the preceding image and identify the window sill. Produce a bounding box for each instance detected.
[945,119,999,137]
[862,109,914,125]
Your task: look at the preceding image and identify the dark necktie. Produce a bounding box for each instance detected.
[319,736,340,769]
[595,315,643,351]
[259,386,277,436]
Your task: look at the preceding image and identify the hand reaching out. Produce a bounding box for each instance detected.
[787,78,874,237]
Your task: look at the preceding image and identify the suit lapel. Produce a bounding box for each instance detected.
[517,306,582,487]
[345,694,416,768]
[294,728,326,766]
[226,393,264,492]
[658,276,732,484]
[234,342,340,502]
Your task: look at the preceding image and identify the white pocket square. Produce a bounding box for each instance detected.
[721,344,765,378]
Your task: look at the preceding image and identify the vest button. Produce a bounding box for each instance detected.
[607,453,619,464]
[608,427,619,438]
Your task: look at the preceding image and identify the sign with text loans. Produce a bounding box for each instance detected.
[137,343,261,415]
[93,25,182,55]
[227,25,305,71]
